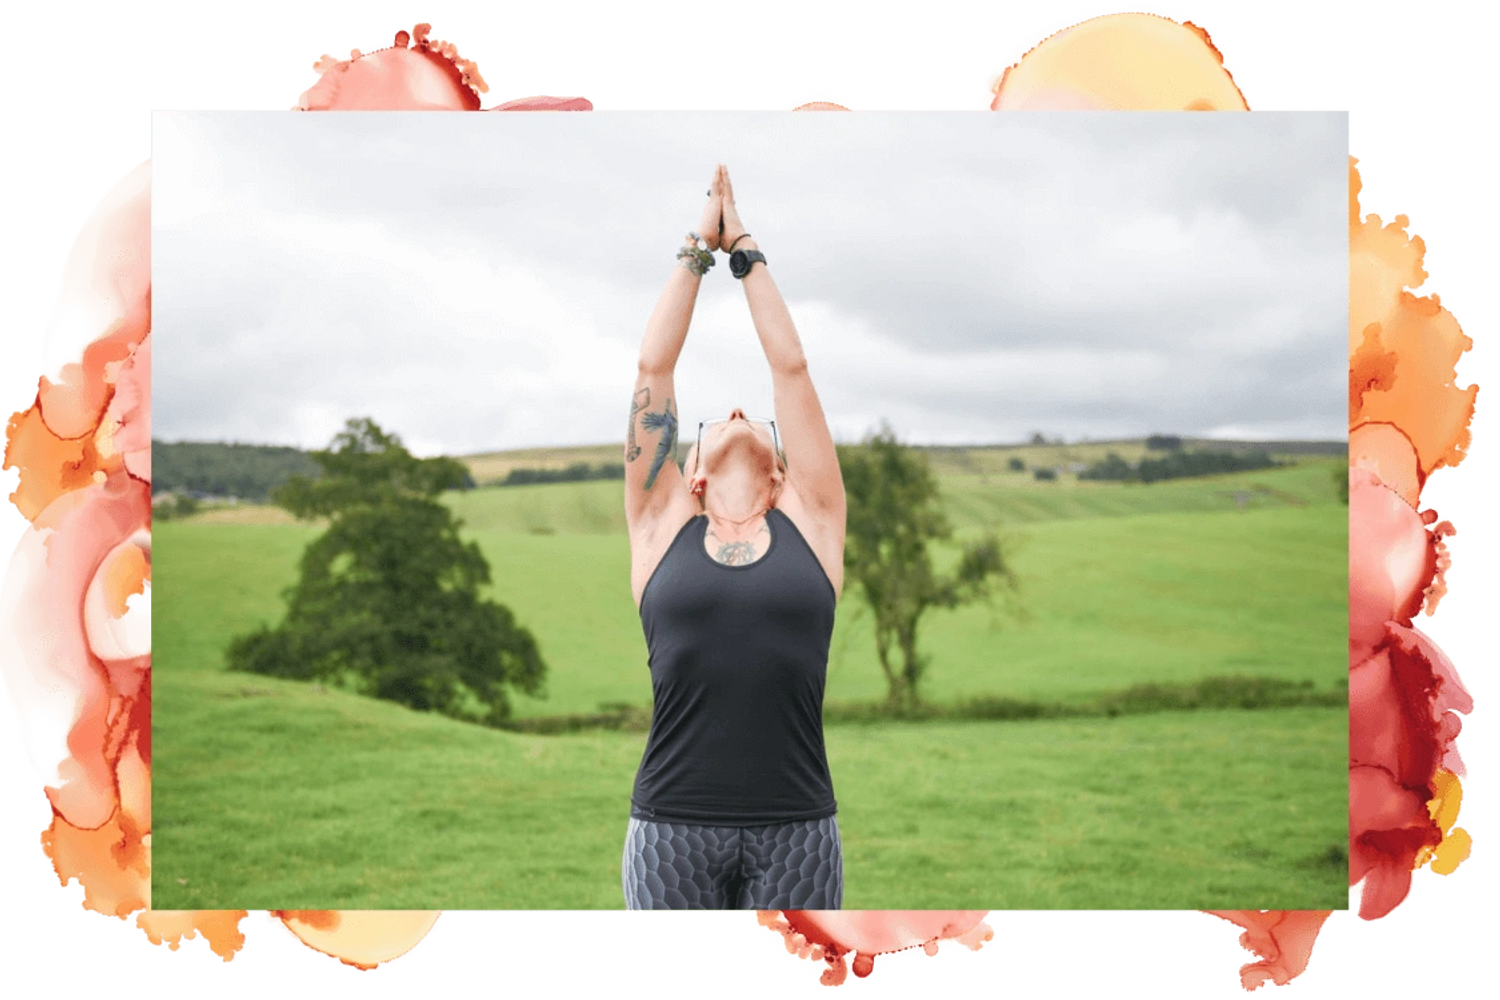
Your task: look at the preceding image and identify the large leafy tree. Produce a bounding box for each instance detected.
[227,417,545,725]
[838,425,1022,711]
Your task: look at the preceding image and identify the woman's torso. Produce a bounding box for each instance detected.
[630,508,838,824]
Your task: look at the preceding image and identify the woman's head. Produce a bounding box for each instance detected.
[684,409,784,505]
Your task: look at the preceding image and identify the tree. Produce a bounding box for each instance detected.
[838,425,1022,712]
[1078,451,1133,481]
[151,493,200,521]
[226,417,545,725]
[1145,434,1183,451]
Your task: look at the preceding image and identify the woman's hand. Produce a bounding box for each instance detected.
[694,167,724,251]
[719,165,752,251]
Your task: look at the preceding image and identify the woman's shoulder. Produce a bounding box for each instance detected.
[630,505,702,608]
[629,489,700,553]
[770,493,843,599]
[775,482,842,539]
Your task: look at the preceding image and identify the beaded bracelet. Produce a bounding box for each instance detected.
[676,243,714,277]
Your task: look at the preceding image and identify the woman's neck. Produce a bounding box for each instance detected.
[702,468,773,532]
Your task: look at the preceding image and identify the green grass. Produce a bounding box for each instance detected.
[152,668,634,910]
[833,706,1347,909]
[827,502,1347,707]
[446,478,629,535]
[152,457,1349,909]
[152,665,1346,910]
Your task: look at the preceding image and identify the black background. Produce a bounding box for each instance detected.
[2,5,1476,995]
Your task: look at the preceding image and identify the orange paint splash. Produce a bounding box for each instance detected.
[136,910,249,961]
[0,20,605,973]
[1342,159,1476,922]
[272,911,442,969]
[2,13,1480,992]
[1349,162,1476,481]
[41,810,149,917]
[31,160,152,444]
[100,541,147,618]
[1348,631,1455,917]
[300,23,487,110]
[491,94,594,111]
[292,20,597,113]
[4,437,152,837]
[987,11,1475,990]
[989,13,1247,111]
[1350,422,1420,507]
[1206,911,1334,991]
[780,88,864,110]
[760,910,992,985]
[0,152,252,965]
[1420,770,1472,875]
[289,22,594,114]
[3,403,105,523]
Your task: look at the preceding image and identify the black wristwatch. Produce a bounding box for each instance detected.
[729,248,767,279]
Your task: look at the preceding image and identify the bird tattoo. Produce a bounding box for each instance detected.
[640,397,679,490]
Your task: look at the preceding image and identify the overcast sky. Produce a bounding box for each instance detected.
[152,111,1347,457]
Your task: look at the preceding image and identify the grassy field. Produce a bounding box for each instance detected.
[152,664,1345,910]
[158,458,1347,716]
[152,452,1349,909]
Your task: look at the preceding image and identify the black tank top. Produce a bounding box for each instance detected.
[631,508,839,825]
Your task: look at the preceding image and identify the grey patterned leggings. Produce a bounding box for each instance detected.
[622,815,843,910]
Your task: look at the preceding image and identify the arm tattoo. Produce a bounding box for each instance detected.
[640,397,678,490]
[626,387,649,462]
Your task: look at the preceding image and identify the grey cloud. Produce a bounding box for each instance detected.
[152,111,1347,452]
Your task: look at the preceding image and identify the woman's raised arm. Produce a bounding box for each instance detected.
[624,171,723,533]
[719,167,846,525]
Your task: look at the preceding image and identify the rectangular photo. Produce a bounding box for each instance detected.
[150,110,1350,910]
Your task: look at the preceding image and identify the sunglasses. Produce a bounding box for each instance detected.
[694,416,785,472]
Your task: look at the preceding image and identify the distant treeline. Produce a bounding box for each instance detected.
[1079,448,1284,483]
[152,439,483,501]
[152,440,324,501]
[497,462,624,487]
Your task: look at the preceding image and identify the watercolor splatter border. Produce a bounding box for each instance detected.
[0,5,1476,995]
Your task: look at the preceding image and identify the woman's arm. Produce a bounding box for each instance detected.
[625,247,696,522]
[624,175,723,535]
[720,168,846,524]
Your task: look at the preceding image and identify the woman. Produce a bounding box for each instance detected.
[621,164,847,910]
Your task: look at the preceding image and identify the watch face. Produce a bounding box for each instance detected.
[730,249,762,278]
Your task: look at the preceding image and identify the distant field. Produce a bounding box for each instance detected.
[460,444,625,486]
[936,456,1342,526]
[155,459,1347,717]
[152,452,1349,910]
[201,453,1345,533]
[188,503,306,526]
[915,439,1343,478]
[455,438,1346,485]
